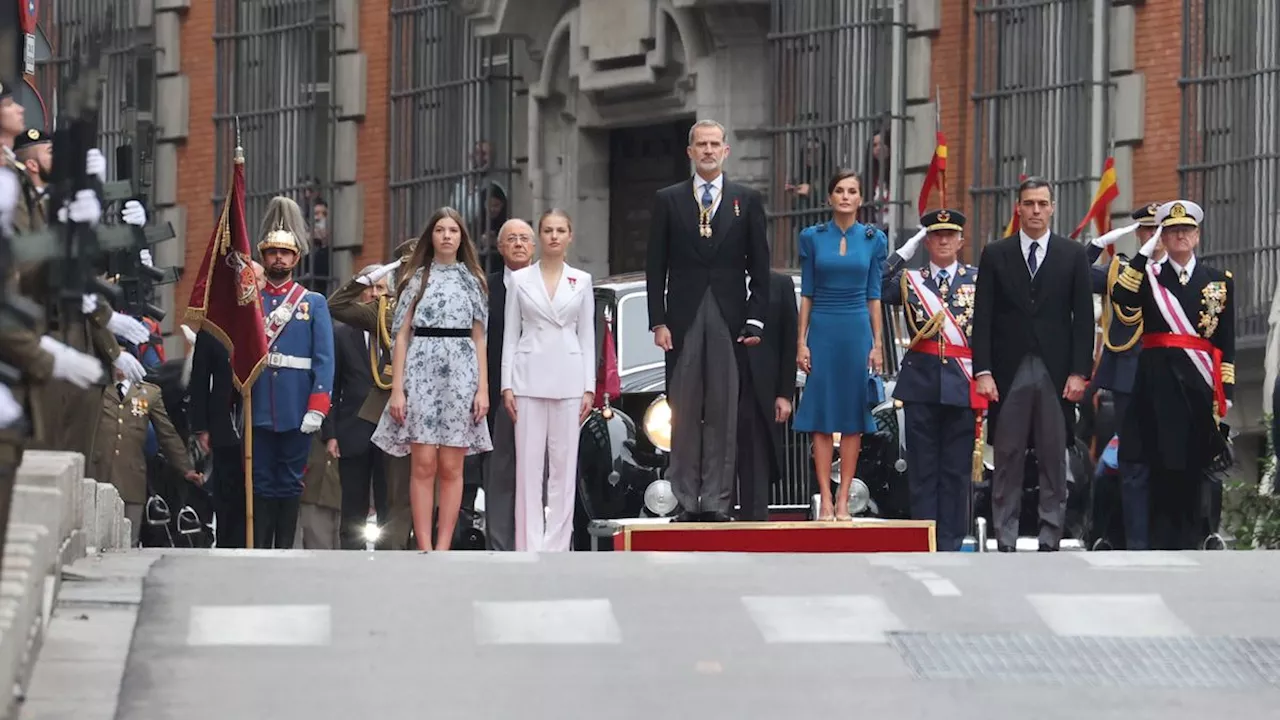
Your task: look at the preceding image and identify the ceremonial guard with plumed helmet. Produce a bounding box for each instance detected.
[249,196,336,549]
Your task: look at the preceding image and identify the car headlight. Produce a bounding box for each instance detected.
[643,479,678,516]
[829,460,872,515]
[643,395,673,452]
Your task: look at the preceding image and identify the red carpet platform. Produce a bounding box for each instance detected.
[596,519,936,553]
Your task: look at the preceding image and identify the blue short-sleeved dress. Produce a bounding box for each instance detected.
[792,220,888,435]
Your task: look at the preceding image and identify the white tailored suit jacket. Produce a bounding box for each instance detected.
[501,262,596,400]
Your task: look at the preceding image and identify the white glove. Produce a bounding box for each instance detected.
[39,336,105,388]
[113,351,146,383]
[300,410,325,434]
[81,294,99,314]
[895,227,928,261]
[0,385,23,428]
[0,168,19,232]
[107,312,151,345]
[139,248,154,267]
[86,149,107,183]
[1091,222,1140,248]
[122,199,147,227]
[358,259,402,286]
[1138,226,1163,258]
[56,189,101,225]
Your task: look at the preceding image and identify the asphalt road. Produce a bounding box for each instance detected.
[31,549,1280,719]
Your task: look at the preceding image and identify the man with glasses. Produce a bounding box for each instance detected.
[881,209,983,551]
[483,219,534,550]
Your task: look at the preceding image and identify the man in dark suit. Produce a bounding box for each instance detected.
[646,119,771,522]
[483,219,533,550]
[330,267,392,549]
[189,328,248,548]
[737,271,799,521]
[972,177,1093,552]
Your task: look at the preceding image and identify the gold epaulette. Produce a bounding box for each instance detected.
[1117,264,1144,293]
[1222,362,1235,385]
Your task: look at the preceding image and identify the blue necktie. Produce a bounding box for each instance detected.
[1027,242,1040,276]
[701,183,714,210]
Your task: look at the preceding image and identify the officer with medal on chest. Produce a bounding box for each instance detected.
[881,209,982,551]
[1081,202,1165,550]
[1110,200,1234,551]
[250,196,336,548]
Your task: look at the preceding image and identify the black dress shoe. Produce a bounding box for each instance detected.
[997,544,1016,553]
[1038,543,1059,552]
[705,511,732,523]
[674,511,702,523]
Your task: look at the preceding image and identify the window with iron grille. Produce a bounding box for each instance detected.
[766,0,902,267]
[970,0,1105,249]
[33,0,157,201]
[214,0,336,294]
[1180,0,1279,344]
[388,0,520,275]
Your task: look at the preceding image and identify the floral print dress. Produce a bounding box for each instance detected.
[371,261,493,456]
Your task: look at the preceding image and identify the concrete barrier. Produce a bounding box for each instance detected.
[0,450,128,717]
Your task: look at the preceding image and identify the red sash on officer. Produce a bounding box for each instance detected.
[264,283,309,344]
[904,270,987,411]
[1143,262,1226,415]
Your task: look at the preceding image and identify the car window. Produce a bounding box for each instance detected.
[616,294,664,371]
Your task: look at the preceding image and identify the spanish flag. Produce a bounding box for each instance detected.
[917,132,947,215]
[1002,173,1028,237]
[1070,156,1119,242]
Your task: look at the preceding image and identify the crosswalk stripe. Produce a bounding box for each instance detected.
[1074,552,1199,569]
[742,595,904,643]
[473,599,622,645]
[1028,593,1192,638]
[187,605,331,646]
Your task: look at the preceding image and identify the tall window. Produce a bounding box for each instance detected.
[388,1,520,273]
[1180,0,1280,342]
[970,0,1103,249]
[214,0,335,292]
[767,0,900,263]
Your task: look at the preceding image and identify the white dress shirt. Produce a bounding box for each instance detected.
[694,173,724,218]
[1020,229,1050,274]
[1166,254,1197,284]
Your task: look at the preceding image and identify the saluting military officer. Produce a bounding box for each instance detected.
[250,196,335,549]
[1110,200,1235,551]
[327,237,416,550]
[1081,202,1165,550]
[90,367,203,546]
[881,209,983,551]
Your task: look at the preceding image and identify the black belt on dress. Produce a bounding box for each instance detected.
[414,327,470,338]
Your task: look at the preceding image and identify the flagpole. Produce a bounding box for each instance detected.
[233,118,256,550]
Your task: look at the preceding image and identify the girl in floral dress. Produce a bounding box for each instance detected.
[371,207,492,551]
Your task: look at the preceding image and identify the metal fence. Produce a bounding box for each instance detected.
[33,0,157,203]
[388,0,520,275]
[1180,0,1280,344]
[765,0,907,266]
[969,0,1108,250]
[213,0,336,294]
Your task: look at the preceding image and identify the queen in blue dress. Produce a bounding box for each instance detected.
[793,169,888,521]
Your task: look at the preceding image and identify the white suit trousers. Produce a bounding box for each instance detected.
[514,396,580,552]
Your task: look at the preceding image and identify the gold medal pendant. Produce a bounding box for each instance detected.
[700,223,712,238]
[839,235,847,256]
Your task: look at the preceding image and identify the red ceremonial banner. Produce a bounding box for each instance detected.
[185,156,268,391]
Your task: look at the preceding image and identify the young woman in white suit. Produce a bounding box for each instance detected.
[501,209,596,551]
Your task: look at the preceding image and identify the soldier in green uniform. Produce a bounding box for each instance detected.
[295,433,343,548]
[90,371,202,546]
[327,238,416,549]
[0,82,107,567]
